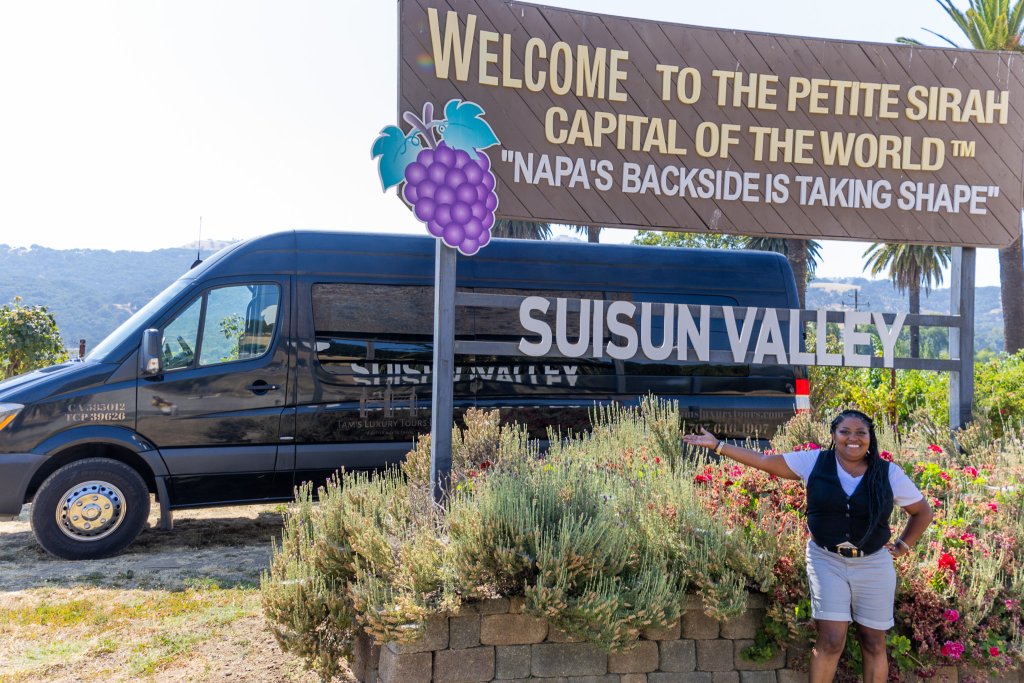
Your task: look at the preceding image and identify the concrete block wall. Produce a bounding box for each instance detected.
[349,594,1022,683]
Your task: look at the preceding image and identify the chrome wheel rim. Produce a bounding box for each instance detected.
[56,480,126,541]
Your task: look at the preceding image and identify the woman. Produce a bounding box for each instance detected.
[683,410,933,683]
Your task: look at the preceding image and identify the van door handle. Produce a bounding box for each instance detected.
[249,380,280,395]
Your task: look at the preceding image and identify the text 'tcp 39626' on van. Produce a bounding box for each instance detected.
[0,231,805,559]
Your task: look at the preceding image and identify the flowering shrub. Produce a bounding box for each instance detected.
[261,401,1023,681]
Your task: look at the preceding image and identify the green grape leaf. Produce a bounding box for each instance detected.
[440,99,499,154]
[371,125,419,190]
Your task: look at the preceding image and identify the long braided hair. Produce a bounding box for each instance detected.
[827,409,891,547]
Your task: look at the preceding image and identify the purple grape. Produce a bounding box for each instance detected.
[477,230,491,247]
[451,201,471,224]
[482,212,494,230]
[418,179,437,199]
[484,193,497,211]
[418,149,435,167]
[476,152,490,171]
[461,239,479,255]
[427,220,445,237]
[403,183,419,204]
[428,163,447,185]
[464,217,483,239]
[454,149,471,169]
[471,202,488,221]
[414,197,436,222]
[464,162,482,185]
[443,223,465,245]
[435,185,456,206]
[435,204,452,227]
[446,168,467,189]
[455,183,477,204]
[405,162,427,185]
[435,144,456,168]
[482,172,495,191]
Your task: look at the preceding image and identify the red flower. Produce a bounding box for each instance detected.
[654,456,661,464]
[938,552,957,572]
[940,471,951,481]
[944,609,959,622]
[479,460,492,470]
[880,450,894,462]
[694,473,712,484]
[941,641,965,660]
[959,532,975,547]
[988,502,998,512]
[725,479,735,487]
[928,444,943,453]
[730,465,742,477]
[989,646,1000,657]
[963,466,979,478]
[931,498,942,509]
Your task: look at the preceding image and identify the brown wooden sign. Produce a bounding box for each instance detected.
[398,0,1024,247]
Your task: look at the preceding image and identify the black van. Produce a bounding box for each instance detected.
[0,230,802,559]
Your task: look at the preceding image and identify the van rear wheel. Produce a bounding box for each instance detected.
[31,458,150,560]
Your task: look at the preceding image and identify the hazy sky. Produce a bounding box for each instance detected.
[0,1,1011,287]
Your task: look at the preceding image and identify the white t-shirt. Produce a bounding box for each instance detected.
[782,449,924,507]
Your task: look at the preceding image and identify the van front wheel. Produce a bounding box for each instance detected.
[31,458,151,560]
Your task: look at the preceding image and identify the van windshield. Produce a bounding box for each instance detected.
[87,278,194,363]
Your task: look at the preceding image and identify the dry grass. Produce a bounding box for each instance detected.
[0,503,354,682]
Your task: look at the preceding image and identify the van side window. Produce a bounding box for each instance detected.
[161,284,280,371]
[199,285,280,366]
[312,284,470,373]
[162,298,202,370]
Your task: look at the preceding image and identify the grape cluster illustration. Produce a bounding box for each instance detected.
[402,143,496,255]
[373,100,500,255]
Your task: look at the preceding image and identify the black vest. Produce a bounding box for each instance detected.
[806,449,893,554]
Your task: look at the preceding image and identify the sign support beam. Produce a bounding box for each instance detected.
[429,241,457,505]
[949,247,976,429]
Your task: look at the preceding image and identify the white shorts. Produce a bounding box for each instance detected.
[805,540,896,630]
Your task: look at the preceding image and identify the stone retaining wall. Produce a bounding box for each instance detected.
[348,594,1020,683]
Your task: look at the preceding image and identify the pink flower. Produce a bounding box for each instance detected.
[694,473,712,484]
[989,646,1000,657]
[880,450,894,462]
[940,471,951,481]
[806,442,820,450]
[729,465,742,477]
[988,502,999,512]
[944,609,959,623]
[941,641,965,660]
[938,552,957,573]
[959,533,976,547]
[928,444,943,453]
[931,498,942,509]
[1005,599,1019,610]
[963,466,979,478]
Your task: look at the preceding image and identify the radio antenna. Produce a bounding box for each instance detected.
[190,216,203,269]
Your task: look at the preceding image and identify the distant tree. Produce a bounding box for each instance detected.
[492,220,552,240]
[863,244,951,358]
[568,225,603,243]
[743,238,823,308]
[898,0,1024,353]
[633,231,748,250]
[0,297,69,379]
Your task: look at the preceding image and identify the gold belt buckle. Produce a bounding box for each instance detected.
[836,541,861,557]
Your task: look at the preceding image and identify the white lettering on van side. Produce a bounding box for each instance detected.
[516,297,908,368]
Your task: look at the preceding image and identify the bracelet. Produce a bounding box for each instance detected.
[714,440,726,456]
[896,538,911,551]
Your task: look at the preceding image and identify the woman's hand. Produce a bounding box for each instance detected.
[682,428,719,451]
[885,540,911,559]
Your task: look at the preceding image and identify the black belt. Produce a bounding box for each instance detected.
[818,542,865,558]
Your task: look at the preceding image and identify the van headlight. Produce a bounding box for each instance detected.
[0,403,23,432]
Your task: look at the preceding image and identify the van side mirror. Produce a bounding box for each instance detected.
[140,329,163,376]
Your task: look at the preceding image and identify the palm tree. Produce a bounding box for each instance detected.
[744,238,822,309]
[491,220,551,240]
[899,0,1024,353]
[863,244,952,358]
[571,225,602,243]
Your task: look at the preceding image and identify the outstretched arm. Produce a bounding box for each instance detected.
[683,428,801,480]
